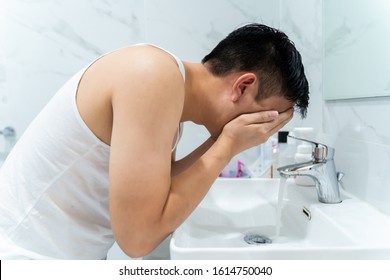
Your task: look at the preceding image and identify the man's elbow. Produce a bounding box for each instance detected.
[118,242,155,258]
[116,234,168,259]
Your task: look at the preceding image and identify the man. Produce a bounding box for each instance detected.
[0,23,308,259]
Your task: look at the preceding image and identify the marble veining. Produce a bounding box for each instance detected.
[51,20,104,57]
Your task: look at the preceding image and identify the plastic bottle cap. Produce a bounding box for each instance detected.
[278,131,289,143]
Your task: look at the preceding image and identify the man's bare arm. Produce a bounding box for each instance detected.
[171,136,215,176]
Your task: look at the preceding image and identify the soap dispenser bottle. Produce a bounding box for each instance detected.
[293,127,315,186]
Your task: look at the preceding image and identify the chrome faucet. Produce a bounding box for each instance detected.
[277,135,343,204]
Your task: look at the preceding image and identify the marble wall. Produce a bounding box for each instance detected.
[321,0,390,215]
[2,0,145,136]
[279,0,323,132]
[283,0,390,216]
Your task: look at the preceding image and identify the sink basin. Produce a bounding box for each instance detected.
[170,178,390,259]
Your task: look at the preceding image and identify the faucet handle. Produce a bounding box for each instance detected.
[288,134,334,162]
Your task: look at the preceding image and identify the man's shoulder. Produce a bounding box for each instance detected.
[106,45,183,78]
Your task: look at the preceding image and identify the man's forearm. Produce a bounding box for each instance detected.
[122,136,231,258]
[161,136,233,231]
[171,136,216,176]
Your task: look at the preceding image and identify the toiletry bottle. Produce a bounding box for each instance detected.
[283,131,297,166]
[271,131,288,178]
[278,131,296,163]
[260,138,273,178]
[245,138,273,178]
[293,127,315,186]
[221,140,273,178]
[270,135,278,178]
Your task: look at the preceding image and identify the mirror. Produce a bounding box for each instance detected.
[323,0,390,100]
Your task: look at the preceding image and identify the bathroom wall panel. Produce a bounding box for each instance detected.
[281,0,390,214]
[2,0,145,134]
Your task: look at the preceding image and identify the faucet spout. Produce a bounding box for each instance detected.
[278,161,323,178]
[278,161,341,204]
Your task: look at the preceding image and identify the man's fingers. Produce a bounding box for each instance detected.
[267,108,294,135]
[238,110,279,125]
[249,108,293,136]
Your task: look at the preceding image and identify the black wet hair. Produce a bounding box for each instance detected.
[202,23,309,118]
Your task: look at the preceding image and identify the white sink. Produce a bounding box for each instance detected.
[170,178,390,259]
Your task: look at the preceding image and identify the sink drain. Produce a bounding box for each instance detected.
[244,233,272,245]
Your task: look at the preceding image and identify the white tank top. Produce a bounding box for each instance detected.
[0,44,185,259]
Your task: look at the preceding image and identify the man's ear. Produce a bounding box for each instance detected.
[231,73,257,102]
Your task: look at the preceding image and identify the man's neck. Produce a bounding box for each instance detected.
[181,62,211,124]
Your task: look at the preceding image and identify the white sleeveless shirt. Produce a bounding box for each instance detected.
[0,45,185,259]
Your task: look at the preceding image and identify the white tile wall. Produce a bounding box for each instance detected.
[282,0,390,215]
[2,0,145,135]
[323,98,390,214]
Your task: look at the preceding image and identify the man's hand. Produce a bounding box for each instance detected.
[218,108,293,157]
